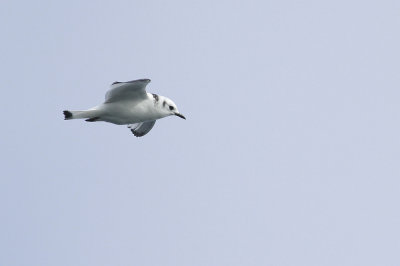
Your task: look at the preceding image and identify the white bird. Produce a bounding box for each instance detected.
[63,79,186,137]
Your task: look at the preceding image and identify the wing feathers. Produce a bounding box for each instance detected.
[105,79,151,103]
[128,120,156,137]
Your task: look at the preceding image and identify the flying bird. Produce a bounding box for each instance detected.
[63,79,185,137]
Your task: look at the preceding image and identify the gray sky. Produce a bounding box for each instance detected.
[1,0,400,265]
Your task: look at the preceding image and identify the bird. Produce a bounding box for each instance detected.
[63,78,185,137]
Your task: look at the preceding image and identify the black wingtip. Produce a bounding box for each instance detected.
[112,79,151,85]
[85,117,100,122]
[131,129,145,137]
[63,110,72,120]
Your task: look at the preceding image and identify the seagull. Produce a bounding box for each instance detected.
[63,79,185,137]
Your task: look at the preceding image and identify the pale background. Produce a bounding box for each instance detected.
[1,0,400,265]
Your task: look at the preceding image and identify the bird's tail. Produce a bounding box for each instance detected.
[63,109,99,120]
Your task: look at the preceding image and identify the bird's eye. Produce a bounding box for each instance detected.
[169,106,174,111]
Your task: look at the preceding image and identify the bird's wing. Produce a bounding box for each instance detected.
[128,120,156,137]
[105,79,151,103]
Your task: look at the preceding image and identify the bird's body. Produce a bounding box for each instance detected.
[63,79,185,137]
[81,93,167,125]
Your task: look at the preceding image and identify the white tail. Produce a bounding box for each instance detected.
[63,109,100,120]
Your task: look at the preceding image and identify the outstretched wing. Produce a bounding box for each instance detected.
[128,120,156,137]
[105,79,151,103]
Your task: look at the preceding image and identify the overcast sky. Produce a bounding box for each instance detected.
[1,0,400,265]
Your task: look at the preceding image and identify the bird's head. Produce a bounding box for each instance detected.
[158,96,186,120]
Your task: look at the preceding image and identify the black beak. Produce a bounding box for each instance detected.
[175,113,186,120]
